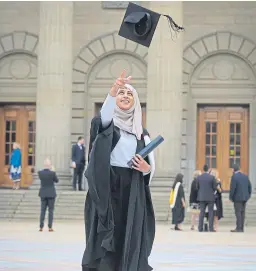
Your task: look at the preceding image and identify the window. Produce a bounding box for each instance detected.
[5,120,16,165]
[28,121,36,166]
[229,123,241,168]
[205,122,217,168]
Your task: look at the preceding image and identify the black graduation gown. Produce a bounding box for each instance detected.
[215,182,223,220]
[172,184,185,225]
[82,119,156,271]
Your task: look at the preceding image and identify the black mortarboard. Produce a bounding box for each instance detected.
[118,2,184,48]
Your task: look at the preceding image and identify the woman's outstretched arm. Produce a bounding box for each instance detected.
[100,94,116,128]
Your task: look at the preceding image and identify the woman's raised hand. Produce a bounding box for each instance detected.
[110,70,132,97]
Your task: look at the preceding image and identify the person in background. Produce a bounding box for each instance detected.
[209,169,223,231]
[71,136,86,191]
[9,142,22,190]
[197,164,217,232]
[189,170,201,231]
[38,158,59,232]
[170,173,186,231]
[229,164,252,233]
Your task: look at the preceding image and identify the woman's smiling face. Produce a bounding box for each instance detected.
[116,87,134,111]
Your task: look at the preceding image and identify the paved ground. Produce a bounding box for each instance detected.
[0,222,256,271]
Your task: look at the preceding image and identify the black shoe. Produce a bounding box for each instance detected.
[174,225,182,231]
[204,223,208,232]
[231,229,243,233]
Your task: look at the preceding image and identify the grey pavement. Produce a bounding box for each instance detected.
[0,222,256,271]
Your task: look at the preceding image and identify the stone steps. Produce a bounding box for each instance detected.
[1,189,256,226]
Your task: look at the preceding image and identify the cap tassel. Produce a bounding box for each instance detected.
[163,15,184,40]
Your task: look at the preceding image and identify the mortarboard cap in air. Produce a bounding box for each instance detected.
[118,2,184,48]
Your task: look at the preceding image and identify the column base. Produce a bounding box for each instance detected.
[150,171,180,193]
[151,170,179,184]
[30,171,73,191]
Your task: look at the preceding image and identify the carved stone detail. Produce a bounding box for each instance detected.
[9,59,32,79]
[110,59,132,78]
[183,31,256,85]
[191,54,256,86]
[0,31,38,59]
[212,60,234,80]
[73,31,148,84]
[88,53,146,86]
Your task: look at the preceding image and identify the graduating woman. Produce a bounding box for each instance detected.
[82,71,156,271]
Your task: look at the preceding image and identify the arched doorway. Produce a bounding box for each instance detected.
[72,31,148,151]
[183,32,256,191]
[0,32,38,188]
[87,52,148,132]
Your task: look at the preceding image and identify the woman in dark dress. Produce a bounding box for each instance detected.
[171,173,185,231]
[82,70,156,271]
[209,169,223,231]
[189,170,201,230]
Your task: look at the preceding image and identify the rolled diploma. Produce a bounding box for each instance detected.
[127,135,164,168]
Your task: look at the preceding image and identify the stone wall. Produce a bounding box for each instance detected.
[184,1,256,47]
[181,2,256,186]
[0,1,256,180]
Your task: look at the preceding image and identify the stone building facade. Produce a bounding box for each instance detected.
[0,1,256,192]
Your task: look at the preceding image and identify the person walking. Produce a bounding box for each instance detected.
[197,164,217,232]
[38,158,59,232]
[229,164,252,232]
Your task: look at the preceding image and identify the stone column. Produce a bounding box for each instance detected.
[147,1,183,181]
[33,2,73,189]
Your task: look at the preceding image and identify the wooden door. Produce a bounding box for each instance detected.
[197,106,249,191]
[0,105,36,188]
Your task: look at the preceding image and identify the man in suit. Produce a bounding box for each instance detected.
[197,164,217,232]
[38,158,59,232]
[229,164,252,232]
[72,136,86,191]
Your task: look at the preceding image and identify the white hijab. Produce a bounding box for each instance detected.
[113,84,143,140]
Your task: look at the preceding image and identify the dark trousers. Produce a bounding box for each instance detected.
[234,201,246,231]
[198,201,214,232]
[73,165,84,191]
[40,197,55,229]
